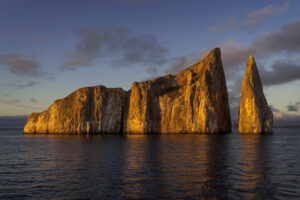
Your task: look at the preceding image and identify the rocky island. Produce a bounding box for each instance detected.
[24,48,232,134]
[24,86,127,134]
[238,55,273,134]
[24,48,273,134]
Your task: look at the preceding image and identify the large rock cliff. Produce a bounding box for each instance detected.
[126,48,231,133]
[24,48,232,134]
[24,86,127,134]
[238,55,273,134]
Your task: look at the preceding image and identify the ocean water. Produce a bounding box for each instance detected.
[0,127,299,199]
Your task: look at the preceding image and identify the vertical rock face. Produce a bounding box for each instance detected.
[24,86,127,134]
[126,48,232,133]
[239,55,273,134]
[24,47,232,134]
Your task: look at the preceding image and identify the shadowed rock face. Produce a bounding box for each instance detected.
[24,48,232,134]
[24,86,127,134]
[126,48,232,133]
[239,55,273,134]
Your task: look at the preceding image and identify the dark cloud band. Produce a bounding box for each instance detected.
[62,26,168,72]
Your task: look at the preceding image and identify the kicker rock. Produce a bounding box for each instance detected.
[239,55,273,134]
[126,48,232,133]
[24,48,232,134]
[24,86,127,134]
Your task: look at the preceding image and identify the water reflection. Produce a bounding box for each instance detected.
[202,135,232,198]
[2,130,299,199]
[121,136,149,199]
[118,135,232,199]
[236,135,273,199]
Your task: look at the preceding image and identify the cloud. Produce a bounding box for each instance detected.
[209,2,289,32]
[269,105,280,112]
[0,99,21,105]
[219,20,300,86]
[165,56,192,75]
[286,101,300,112]
[220,26,300,115]
[208,16,237,33]
[163,40,249,76]
[250,21,300,56]
[30,98,38,103]
[242,2,289,27]
[165,49,210,75]
[219,20,300,69]
[0,54,41,77]
[3,81,37,89]
[260,63,300,86]
[221,40,251,68]
[62,26,168,72]
[287,105,298,112]
[0,98,42,110]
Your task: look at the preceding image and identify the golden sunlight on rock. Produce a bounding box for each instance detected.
[24,86,127,134]
[238,55,273,134]
[24,48,232,134]
[126,48,231,133]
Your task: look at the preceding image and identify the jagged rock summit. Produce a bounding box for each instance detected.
[24,47,232,134]
[239,55,273,134]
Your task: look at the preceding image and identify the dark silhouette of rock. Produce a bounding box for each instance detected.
[239,55,273,134]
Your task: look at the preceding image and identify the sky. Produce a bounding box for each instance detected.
[0,0,300,123]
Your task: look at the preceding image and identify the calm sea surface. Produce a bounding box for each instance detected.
[0,127,300,199]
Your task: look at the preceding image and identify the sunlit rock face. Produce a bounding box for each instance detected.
[24,48,232,134]
[239,55,273,134]
[24,86,127,134]
[126,48,232,133]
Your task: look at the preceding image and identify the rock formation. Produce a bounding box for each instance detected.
[126,48,231,133]
[24,86,127,134]
[238,55,273,134]
[24,47,232,134]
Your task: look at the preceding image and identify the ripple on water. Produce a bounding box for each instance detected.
[0,129,300,199]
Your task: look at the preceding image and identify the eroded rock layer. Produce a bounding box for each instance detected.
[238,55,273,134]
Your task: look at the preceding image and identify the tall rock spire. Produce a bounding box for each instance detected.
[239,55,273,134]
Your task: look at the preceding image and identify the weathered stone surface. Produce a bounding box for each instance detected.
[24,47,232,134]
[126,48,232,133]
[239,55,273,134]
[24,86,127,134]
